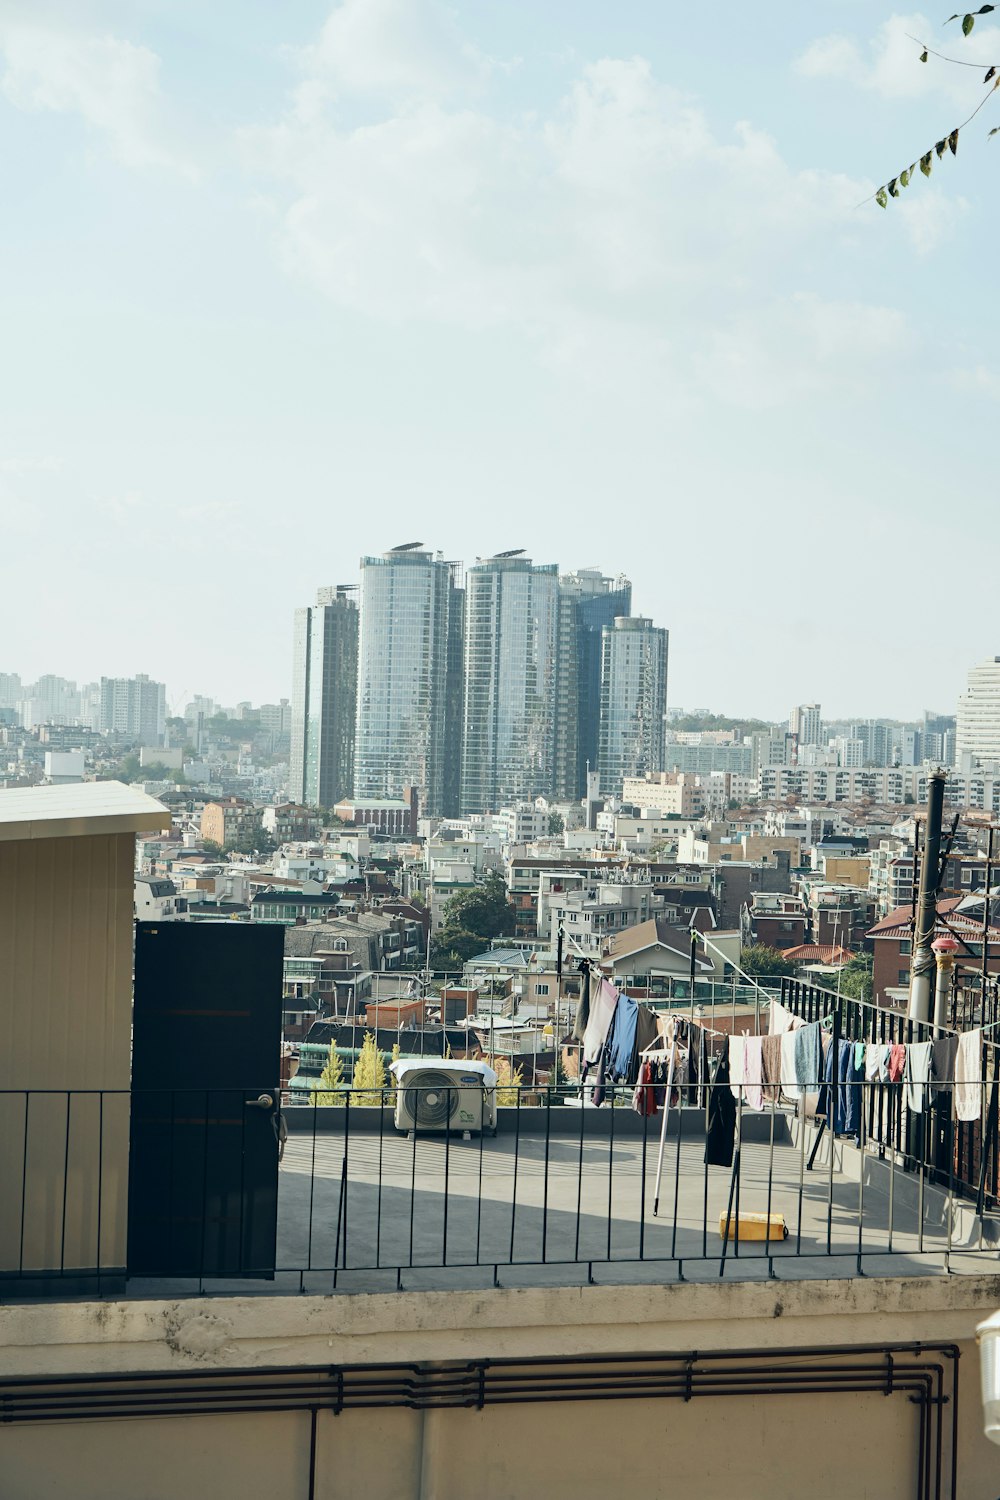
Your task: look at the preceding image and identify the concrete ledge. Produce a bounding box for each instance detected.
[4,1271,1000,1378]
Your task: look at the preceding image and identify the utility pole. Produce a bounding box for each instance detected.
[907,768,947,1024]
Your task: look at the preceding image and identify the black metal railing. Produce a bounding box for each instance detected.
[779,976,1000,1208]
[2,1071,999,1302]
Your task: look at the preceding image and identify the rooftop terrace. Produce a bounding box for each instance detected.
[7,1079,997,1305]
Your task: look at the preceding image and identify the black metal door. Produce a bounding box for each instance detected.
[128,921,285,1278]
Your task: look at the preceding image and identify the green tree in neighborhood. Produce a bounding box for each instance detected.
[314,1041,345,1106]
[224,816,277,857]
[548,811,565,836]
[837,954,874,1003]
[201,839,226,860]
[740,944,795,980]
[350,1031,387,1107]
[431,873,516,970]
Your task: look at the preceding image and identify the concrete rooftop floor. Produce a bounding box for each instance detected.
[127,1111,1000,1298]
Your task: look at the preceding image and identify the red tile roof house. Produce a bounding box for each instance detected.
[866,896,1000,1006]
[781,943,854,972]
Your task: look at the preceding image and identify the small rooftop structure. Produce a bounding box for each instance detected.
[0,780,170,842]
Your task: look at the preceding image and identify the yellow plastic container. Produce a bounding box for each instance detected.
[718,1211,788,1242]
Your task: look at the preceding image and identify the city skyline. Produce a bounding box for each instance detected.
[0,636,969,732]
[3,3,999,717]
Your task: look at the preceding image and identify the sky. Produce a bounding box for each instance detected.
[1,0,998,721]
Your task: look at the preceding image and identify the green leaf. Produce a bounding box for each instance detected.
[899,167,911,187]
[949,127,960,153]
[977,4,996,13]
[990,125,1000,136]
[987,66,997,81]
[920,47,929,60]
[963,12,975,34]
[935,137,948,158]
[887,176,899,196]
[876,187,888,208]
[920,151,934,175]
[944,11,961,19]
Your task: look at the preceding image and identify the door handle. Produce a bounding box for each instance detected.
[245,1093,274,1110]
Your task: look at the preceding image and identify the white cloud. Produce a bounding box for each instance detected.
[796,12,1000,104]
[896,188,969,253]
[0,16,195,175]
[0,454,63,475]
[246,21,905,412]
[299,0,492,105]
[950,363,1000,398]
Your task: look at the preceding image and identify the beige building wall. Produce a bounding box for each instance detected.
[822,855,871,889]
[200,802,228,845]
[0,832,135,1276]
[0,785,169,1281]
[3,1276,1000,1498]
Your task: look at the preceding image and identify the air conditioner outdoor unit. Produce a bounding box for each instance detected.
[390,1059,498,1135]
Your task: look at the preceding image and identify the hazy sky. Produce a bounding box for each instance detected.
[1,0,996,720]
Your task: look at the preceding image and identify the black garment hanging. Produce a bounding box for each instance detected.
[572,963,592,1043]
[704,1038,737,1169]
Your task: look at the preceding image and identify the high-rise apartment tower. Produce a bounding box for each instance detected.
[460,553,560,815]
[957,658,1000,766]
[597,617,668,793]
[289,587,359,808]
[354,546,463,817]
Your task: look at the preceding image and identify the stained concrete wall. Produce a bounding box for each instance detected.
[4,1274,1000,1497]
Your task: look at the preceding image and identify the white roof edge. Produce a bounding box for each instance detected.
[0,781,171,842]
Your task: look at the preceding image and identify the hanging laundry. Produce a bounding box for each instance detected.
[631,1058,658,1117]
[779,1029,802,1101]
[634,1003,660,1058]
[864,1044,890,1084]
[905,1040,933,1115]
[728,1034,747,1103]
[605,990,639,1082]
[743,1035,765,1111]
[792,1021,822,1090]
[955,1029,983,1123]
[685,1021,704,1106]
[761,1034,783,1103]
[769,999,796,1036]
[582,977,618,1065]
[888,1043,907,1084]
[931,1035,958,1104]
[590,1048,608,1108]
[853,1041,866,1073]
[817,1039,863,1137]
[572,968,592,1043]
[705,1040,737,1168]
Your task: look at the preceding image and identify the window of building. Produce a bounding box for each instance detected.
[535,982,549,996]
[898,969,910,986]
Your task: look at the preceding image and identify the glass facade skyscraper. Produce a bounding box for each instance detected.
[558,570,632,798]
[460,554,560,815]
[354,547,463,816]
[289,587,358,808]
[597,617,668,794]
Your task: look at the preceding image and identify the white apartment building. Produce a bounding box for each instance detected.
[98,674,166,745]
[758,764,1000,811]
[789,702,822,746]
[956,656,1000,765]
[546,879,662,951]
[493,803,549,845]
[621,771,702,817]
